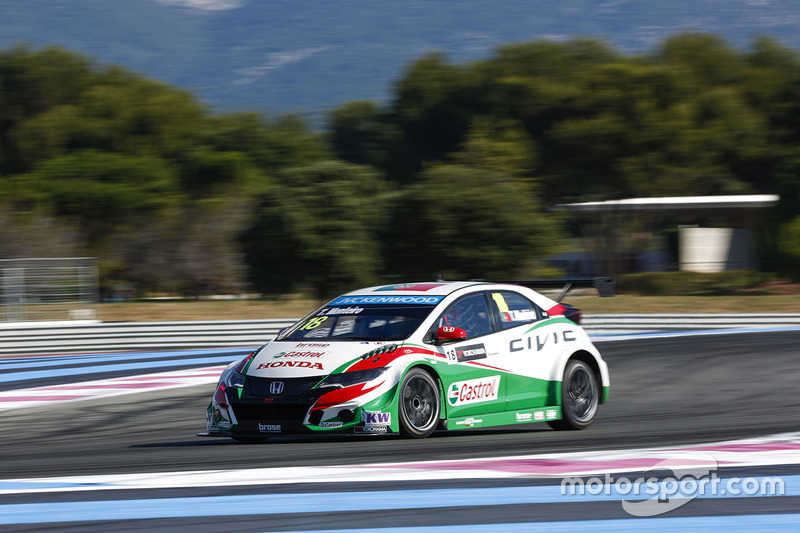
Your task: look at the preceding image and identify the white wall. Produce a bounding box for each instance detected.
[679,227,755,272]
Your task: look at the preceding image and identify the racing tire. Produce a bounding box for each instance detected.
[398,368,440,439]
[548,359,599,431]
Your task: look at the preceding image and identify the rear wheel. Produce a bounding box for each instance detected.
[548,359,599,430]
[398,368,440,438]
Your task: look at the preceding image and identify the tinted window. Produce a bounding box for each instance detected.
[435,293,493,339]
[489,291,541,330]
[278,304,434,341]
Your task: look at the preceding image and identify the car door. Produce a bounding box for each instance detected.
[484,290,555,410]
[430,292,508,417]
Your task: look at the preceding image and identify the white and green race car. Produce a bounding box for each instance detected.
[199,281,610,442]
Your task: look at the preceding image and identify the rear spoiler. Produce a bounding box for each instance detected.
[496,277,615,302]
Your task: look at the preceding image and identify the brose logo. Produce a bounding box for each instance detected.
[258,423,281,433]
[447,375,501,406]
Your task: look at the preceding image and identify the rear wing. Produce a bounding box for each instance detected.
[499,277,615,302]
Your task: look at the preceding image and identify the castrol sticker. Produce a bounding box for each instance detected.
[447,375,501,406]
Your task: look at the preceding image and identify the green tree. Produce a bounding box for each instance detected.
[392,53,482,176]
[385,165,560,281]
[656,33,745,88]
[0,205,81,259]
[242,161,388,296]
[778,216,800,280]
[450,116,538,179]
[11,150,180,243]
[107,195,254,296]
[327,100,389,168]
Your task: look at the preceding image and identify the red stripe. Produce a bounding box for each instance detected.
[466,361,509,372]
[311,381,383,411]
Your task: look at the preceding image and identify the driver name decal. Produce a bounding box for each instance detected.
[317,306,364,316]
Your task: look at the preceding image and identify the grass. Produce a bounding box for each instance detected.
[96,293,800,322]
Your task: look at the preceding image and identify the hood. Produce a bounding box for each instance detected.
[246,340,393,378]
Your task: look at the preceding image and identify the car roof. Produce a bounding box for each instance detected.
[342,281,485,298]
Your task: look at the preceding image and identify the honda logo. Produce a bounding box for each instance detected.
[269,381,285,395]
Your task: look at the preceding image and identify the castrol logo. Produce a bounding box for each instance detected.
[447,375,501,406]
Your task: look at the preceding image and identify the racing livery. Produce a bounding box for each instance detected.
[199,281,610,441]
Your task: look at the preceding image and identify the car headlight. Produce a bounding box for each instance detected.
[218,365,246,388]
[217,346,263,388]
[318,367,388,388]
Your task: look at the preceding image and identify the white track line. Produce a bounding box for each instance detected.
[2,432,800,495]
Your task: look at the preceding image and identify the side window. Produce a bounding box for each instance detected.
[436,293,493,340]
[489,291,541,331]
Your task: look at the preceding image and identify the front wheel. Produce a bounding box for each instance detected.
[398,368,440,438]
[548,359,599,430]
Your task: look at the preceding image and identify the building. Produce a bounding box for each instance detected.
[553,195,779,276]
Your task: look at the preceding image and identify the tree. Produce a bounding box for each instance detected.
[241,161,388,296]
[384,165,561,281]
[655,33,744,88]
[327,100,390,168]
[0,206,81,259]
[11,150,180,243]
[450,116,538,179]
[107,195,254,296]
[392,53,482,175]
[778,216,800,280]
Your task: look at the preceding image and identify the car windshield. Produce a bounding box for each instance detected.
[278,304,436,342]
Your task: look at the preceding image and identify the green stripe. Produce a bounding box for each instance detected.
[524,316,576,334]
[448,405,562,429]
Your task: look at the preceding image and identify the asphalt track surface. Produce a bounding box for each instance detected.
[2,330,800,531]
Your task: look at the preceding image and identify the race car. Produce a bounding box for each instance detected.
[198,281,609,442]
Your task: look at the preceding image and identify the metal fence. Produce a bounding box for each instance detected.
[0,258,99,324]
[0,314,799,355]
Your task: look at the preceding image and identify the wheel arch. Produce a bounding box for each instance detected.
[396,363,445,437]
[401,363,446,422]
[565,350,607,404]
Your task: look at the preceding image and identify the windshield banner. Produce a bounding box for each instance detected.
[330,295,444,305]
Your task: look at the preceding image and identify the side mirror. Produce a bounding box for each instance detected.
[435,326,467,344]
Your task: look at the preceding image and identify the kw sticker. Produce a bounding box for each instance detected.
[362,410,391,426]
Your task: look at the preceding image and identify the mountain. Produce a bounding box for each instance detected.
[2,0,800,122]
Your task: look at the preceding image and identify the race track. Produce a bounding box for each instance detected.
[1,330,800,531]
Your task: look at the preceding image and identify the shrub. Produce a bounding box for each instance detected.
[617,271,768,296]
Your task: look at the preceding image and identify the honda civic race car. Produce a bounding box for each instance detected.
[199,281,610,442]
